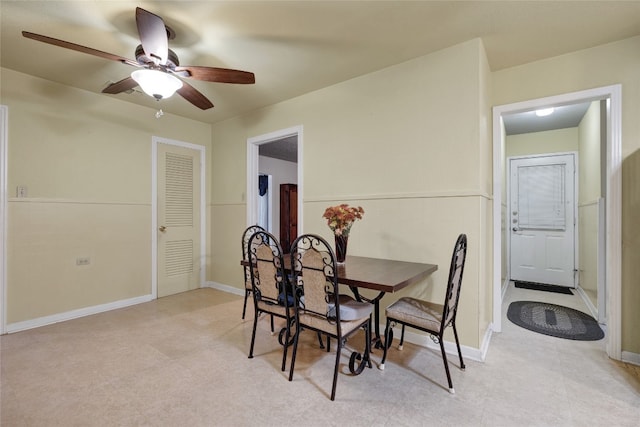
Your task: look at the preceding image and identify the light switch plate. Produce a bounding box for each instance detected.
[16,186,27,198]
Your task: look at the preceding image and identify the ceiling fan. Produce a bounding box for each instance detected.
[22,7,255,110]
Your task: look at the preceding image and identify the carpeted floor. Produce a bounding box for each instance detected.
[1,284,638,426]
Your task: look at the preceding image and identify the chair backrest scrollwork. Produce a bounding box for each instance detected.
[290,234,341,326]
[442,234,468,329]
[248,230,286,306]
[242,225,266,290]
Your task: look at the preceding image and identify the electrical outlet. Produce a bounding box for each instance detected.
[76,257,91,266]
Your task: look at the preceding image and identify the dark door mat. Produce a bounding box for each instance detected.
[507,301,604,341]
[514,281,573,295]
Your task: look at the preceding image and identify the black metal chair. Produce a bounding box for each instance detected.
[247,230,294,372]
[380,233,468,394]
[288,234,373,401]
[241,225,266,320]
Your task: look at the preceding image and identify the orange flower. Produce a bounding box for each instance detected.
[322,204,364,236]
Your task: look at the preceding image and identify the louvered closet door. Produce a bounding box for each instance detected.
[157,143,201,297]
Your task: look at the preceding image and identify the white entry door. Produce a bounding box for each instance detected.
[509,153,577,287]
[157,142,202,297]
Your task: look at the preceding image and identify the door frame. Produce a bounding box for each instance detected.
[151,136,206,299]
[247,126,303,232]
[507,152,579,287]
[492,85,622,360]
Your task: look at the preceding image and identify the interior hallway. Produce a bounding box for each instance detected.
[1,284,638,426]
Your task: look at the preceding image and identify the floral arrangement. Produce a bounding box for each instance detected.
[322,204,365,236]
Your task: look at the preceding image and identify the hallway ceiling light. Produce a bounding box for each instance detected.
[535,107,555,117]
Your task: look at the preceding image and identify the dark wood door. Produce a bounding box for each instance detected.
[280,184,297,253]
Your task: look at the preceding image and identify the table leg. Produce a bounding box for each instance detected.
[349,286,386,349]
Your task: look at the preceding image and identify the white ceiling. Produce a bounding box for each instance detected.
[259,135,298,163]
[503,102,593,135]
[2,1,640,124]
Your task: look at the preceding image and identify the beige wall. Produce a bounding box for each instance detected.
[493,35,640,355]
[2,68,212,325]
[506,128,578,158]
[579,102,602,203]
[211,38,493,349]
[479,38,494,344]
[578,101,602,299]
[621,148,640,356]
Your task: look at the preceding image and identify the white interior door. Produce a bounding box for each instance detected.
[509,153,577,287]
[157,143,201,297]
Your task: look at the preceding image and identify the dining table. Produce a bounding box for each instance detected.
[332,255,438,348]
[242,254,438,349]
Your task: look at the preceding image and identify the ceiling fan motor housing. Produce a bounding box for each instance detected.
[134,44,179,69]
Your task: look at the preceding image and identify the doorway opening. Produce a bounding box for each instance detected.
[247,126,303,240]
[492,85,622,360]
[257,174,273,232]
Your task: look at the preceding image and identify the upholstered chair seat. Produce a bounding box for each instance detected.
[385,297,443,333]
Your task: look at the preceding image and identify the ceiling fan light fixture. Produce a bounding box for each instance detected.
[131,69,182,100]
[535,107,555,117]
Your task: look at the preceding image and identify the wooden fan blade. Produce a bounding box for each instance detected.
[177,82,214,110]
[174,66,255,84]
[102,77,138,94]
[136,7,168,65]
[22,31,139,67]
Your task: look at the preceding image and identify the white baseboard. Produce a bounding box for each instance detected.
[501,278,510,299]
[6,294,154,333]
[621,351,640,366]
[574,285,598,320]
[479,323,493,361]
[5,282,242,334]
[204,281,245,297]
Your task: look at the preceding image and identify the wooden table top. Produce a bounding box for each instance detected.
[332,255,438,293]
[245,254,438,294]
